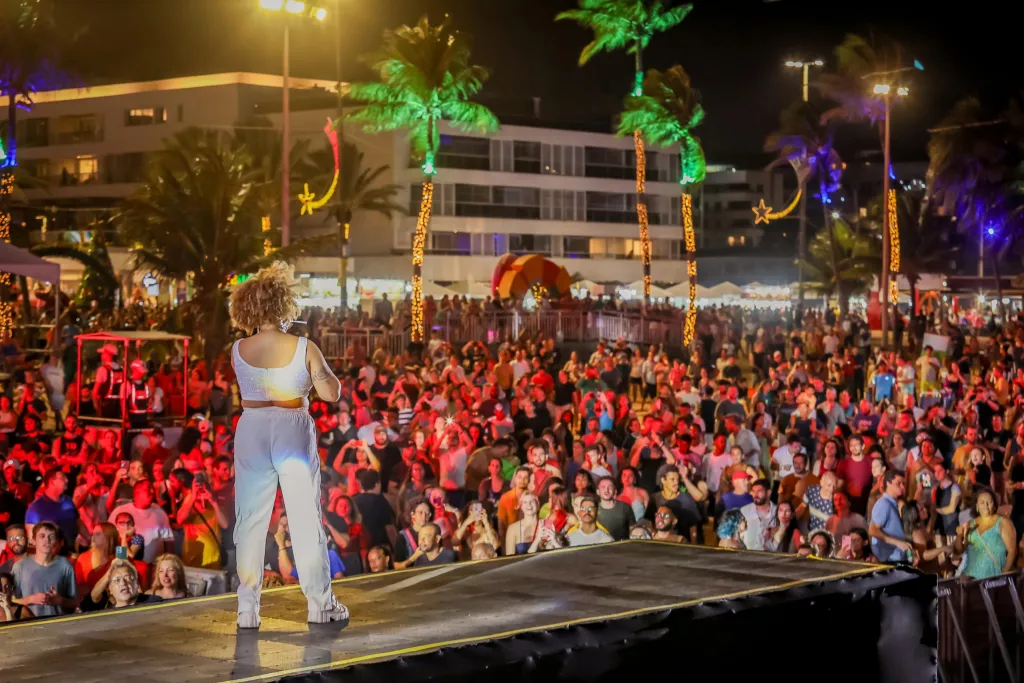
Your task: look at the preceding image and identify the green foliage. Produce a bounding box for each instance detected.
[556,0,693,66]
[307,139,405,224]
[618,66,706,185]
[814,33,893,126]
[33,240,119,311]
[800,218,881,300]
[115,128,333,364]
[344,16,499,166]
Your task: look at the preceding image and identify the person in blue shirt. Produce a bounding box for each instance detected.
[872,361,897,404]
[25,470,83,551]
[868,470,913,563]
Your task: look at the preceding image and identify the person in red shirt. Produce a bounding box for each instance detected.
[529,357,555,396]
[836,435,875,515]
[141,427,171,469]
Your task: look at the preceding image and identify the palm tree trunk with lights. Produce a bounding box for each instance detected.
[633,51,651,309]
[411,147,435,343]
[682,190,697,347]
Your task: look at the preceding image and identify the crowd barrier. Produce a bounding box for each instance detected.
[317,310,683,361]
[939,571,1024,682]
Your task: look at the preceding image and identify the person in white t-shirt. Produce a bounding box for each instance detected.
[108,480,175,563]
[771,432,804,482]
[564,496,613,546]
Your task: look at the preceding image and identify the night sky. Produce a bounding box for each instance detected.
[60,0,1019,166]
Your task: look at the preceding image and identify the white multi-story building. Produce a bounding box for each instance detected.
[9,73,792,295]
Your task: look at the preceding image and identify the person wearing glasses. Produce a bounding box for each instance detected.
[564,495,613,547]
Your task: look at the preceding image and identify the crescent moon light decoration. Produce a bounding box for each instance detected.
[298,118,340,216]
[751,188,802,225]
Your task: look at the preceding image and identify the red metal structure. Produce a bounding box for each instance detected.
[74,330,191,425]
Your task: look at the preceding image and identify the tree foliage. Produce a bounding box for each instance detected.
[800,218,881,308]
[618,65,705,185]
[344,16,499,165]
[116,128,332,365]
[556,0,692,66]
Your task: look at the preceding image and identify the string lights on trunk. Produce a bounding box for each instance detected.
[682,192,696,346]
[411,180,434,342]
[886,188,900,305]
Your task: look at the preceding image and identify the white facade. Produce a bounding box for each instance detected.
[11,72,784,288]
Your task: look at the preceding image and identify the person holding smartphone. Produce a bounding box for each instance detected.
[113,512,144,561]
[452,500,498,558]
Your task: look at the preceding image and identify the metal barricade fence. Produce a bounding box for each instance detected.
[319,310,685,359]
[938,572,1024,683]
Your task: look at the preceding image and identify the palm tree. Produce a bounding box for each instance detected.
[764,101,844,317]
[926,96,1024,318]
[306,139,404,311]
[876,190,960,315]
[800,218,882,314]
[116,128,333,368]
[557,0,693,307]
[1,0,79,335]
[345,16,499,343]
[618,65,704,345]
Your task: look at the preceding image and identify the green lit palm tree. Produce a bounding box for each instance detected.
[307,139,404,310]
[345,16,499,343]
[116,128,333,368]
[557,0,693,307]
[618,65,704,345]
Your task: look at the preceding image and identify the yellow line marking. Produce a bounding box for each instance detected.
[0,541,604,632]
[219,562,880,683]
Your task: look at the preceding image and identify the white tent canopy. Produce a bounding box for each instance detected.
[0,241,60,282]
[422,281,459,298]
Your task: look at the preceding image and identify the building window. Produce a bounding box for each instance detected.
[435,134,490,171]
[513,141,541,174]
[20,158,50,179]
[584,146,634,180]
[562,236,590,258]
[59,155,99,185]
[125,108,167,126]
[586,191,635,224]
[509,234,551,255]
[428,231,472,255]
[106,152,147,183]
[453,183,540,219]
[54,115,103,145]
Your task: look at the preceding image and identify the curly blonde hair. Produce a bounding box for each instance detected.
[229,261,300,333]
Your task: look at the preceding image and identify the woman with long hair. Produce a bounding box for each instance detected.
[148,554,190,600]
[324,494,369,575]
[229,262,348,629]
[770,501,803,554]
[954,489,1017,579]
[73,522,121,596]
[505,492,541,556]
[393,498,433,569]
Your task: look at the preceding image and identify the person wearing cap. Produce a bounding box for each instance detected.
[122,359,151,429]
[93,343,124,419]
[719,470,754,513]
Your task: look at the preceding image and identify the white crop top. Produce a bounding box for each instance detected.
[233,336,312,402]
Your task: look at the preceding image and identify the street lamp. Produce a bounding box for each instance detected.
[784,58,823,102]
[865,61,920,346]
[258,0,328,247]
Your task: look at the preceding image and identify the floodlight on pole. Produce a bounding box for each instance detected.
[784,57,824,102]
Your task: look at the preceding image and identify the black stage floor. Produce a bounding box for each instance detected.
[0,542,935,683]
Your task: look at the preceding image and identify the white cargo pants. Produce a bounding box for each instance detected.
[234,407,332,615]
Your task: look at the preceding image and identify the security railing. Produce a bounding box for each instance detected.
[317,309,683,363]
[938,571,1024,683]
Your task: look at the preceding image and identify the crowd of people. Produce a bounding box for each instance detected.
[2,299,1023,623]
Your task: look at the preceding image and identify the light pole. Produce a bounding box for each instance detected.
[784,58,822,322]
[866,70,916,347]
[258,0,328,247]
[784,59,823,103]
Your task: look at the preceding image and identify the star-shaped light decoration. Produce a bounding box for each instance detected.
[752,198,773,225]
[298,183,317,216]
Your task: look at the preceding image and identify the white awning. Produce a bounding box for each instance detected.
[0,241,60,282]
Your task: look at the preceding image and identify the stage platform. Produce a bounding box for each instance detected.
[0,541,936,683]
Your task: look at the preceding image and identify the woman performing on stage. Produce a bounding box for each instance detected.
[229,262,349,629]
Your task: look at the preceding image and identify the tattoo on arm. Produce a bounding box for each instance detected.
[312,368,333,382]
